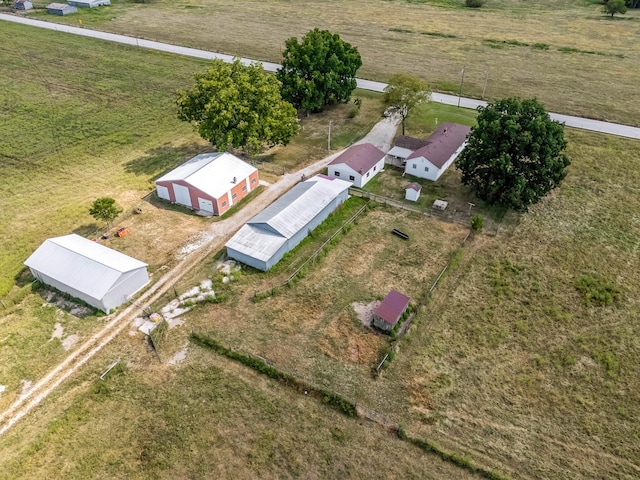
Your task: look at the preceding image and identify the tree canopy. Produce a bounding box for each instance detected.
[456,97,570,212]
[384,73,430,135]
[89,197,122,227]
[276,29,362,114]
[177,59,299,155]
[603,0,627,16]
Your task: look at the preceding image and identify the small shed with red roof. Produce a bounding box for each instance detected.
[404,123,470,181]
[373,290,410,332]
[327,143,385,188]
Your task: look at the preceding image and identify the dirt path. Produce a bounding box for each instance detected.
[0,115,401,436]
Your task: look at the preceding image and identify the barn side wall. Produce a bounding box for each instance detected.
[226,247,268,272]
[28,268,104,312]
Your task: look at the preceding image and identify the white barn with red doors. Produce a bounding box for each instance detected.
[155,152,259,216]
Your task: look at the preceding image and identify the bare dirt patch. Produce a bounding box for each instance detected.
[61,335,79,351]
[352,301,379,327]
[49,323,64,342]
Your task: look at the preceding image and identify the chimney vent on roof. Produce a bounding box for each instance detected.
[232,176,237,184]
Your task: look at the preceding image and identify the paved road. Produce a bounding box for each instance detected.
[2,13,640,140]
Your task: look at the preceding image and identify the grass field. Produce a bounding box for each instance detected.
[0,338,480,480]
[21,0,640,125]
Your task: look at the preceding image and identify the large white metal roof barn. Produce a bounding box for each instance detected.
[24,234,149,313]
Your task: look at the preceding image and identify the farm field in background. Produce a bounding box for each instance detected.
[21,0,640,125]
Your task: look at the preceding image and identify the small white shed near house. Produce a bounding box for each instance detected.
[24,234,149,313]
[14,0,34,10]
[405,183,421,202]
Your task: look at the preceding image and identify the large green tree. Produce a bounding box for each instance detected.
[276,29,362,114]
[456,98,570,211]
[177,59,299,155]
[384,73,430,135]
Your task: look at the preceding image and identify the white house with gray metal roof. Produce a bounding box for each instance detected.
[225,175,351,271]
[155,152,259,216]
[24,234,149,313]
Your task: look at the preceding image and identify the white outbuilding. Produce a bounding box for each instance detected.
[24,234,149,313]
[226,175,351,271]
[327,143,385,188]
[405,182,421,202]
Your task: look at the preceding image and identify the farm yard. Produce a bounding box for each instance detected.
[0,23,385,415]
[1,0,640,478]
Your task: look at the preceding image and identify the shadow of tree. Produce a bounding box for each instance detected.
[124,143,209,179]
[73,223,101,238]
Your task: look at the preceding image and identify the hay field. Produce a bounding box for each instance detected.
[27,0,640,125]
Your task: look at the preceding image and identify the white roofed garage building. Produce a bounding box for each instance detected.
[155,152,259,216]
[226,175,351,271]
[24,234,149,313]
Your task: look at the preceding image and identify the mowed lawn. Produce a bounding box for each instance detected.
[25,0,640,125]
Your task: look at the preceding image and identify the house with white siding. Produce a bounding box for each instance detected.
[327,143,385,188]
[225,175,351,271]
[155,152,259,216]
[403,123,471,181]
[24,234,149,313]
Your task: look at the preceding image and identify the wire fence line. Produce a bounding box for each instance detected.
[348,187,469,226]
[251,201,371,301]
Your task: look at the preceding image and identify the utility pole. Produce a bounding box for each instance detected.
[468,202,475,215]
[328,120,332,153]
[457,66,465,108]
[481,71,489,100]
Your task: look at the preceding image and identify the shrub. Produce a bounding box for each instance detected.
[471,214,484,233]
[532,43,549,50]
[348,108,359,118]
[465,0,485,7]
